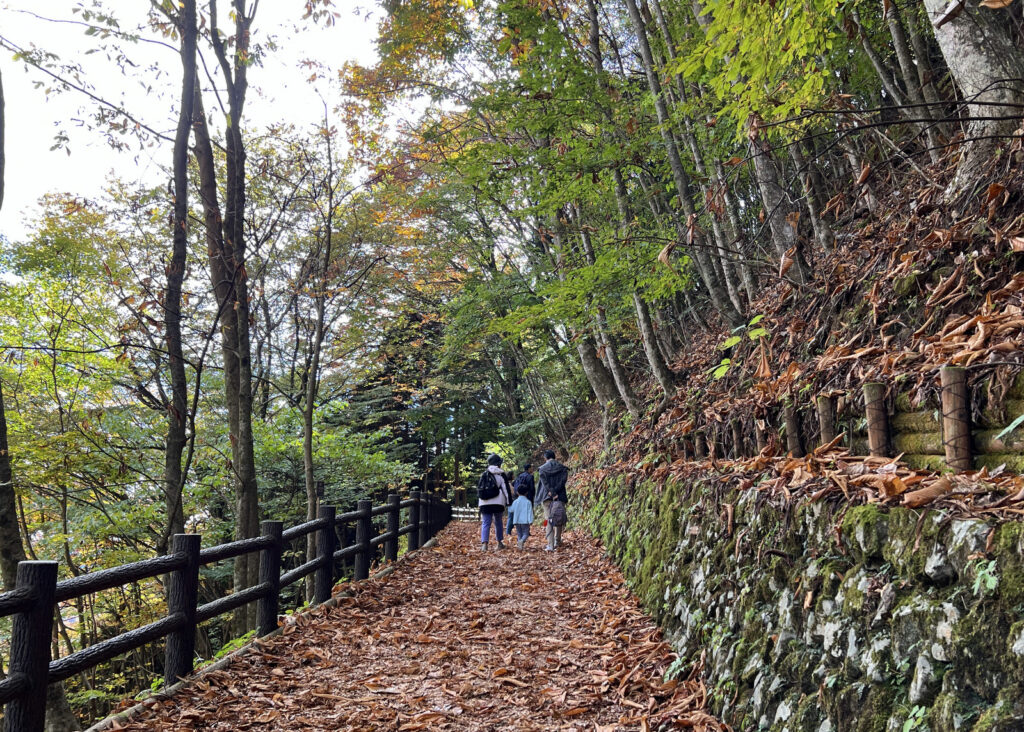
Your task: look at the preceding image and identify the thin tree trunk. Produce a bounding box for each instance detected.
[788,141,834,250]
[303,132,335,600]
[572,204,641,419]
[883,1,942,163]
[905,6,945,119]
[747,125,812,284]
[161,0,197,553]
[207,0,261,630]
[0,382,25,590]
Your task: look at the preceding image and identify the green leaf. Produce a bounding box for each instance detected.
[747,327,768,339]
[994,414,1024,442]
[748,314,765,326]
[721,335,742,349]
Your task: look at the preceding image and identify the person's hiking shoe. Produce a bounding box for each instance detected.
[481,543,488,551]
[496,541,506,550]
[544,545,554,552]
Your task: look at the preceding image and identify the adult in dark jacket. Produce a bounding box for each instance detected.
[506,463,535,537]
[535,449,568,550]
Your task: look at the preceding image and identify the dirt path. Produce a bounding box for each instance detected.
[117,523,722,731]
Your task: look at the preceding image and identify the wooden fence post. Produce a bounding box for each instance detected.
[817,395,837,446]
[257,521,283,637]
[408,491,421,552]
[315,506,337,605]
[385,494,400,562]
[694,431,707,459]
[164,534,201,687]
[5,561,58,732]
[755,417,768,454]
[863,382,891,457]
[731,419,744,458]
[354,499,372,581]
[941,366,972,471]
[784,402,804,457]
[418,493,430,548]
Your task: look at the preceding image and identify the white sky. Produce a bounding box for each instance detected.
[0,1,381,241]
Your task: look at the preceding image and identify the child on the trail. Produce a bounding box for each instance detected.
[509,484,535,549]
[506,462,535,538]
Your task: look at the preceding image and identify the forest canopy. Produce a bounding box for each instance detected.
[1,0,1023,725]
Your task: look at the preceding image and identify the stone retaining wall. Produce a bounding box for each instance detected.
[581,475,1024,731]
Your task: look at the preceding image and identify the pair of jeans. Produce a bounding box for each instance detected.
[481,510,504,544]
[506,512,515,536]
[515,523,531,547]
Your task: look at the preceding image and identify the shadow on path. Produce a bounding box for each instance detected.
[118,523,724,730]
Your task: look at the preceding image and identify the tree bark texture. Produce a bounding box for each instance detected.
[923,0,1024,194]
[747,129,811,284]
[161,0,197,552]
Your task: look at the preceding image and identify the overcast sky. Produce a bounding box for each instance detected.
[0,1,381,241]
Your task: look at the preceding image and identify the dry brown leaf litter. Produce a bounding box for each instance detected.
[115,523,724,731]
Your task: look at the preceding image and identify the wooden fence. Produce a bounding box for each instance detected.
[451,506,479,521]
[0,491,451,732]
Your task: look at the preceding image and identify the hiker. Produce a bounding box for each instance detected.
[535,449,568,551]
[509,484,535,549]
[506,462,535,538]
[477,453,513,550]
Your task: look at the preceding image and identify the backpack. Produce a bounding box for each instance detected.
[549,499,567,527]
[477,470,500,500]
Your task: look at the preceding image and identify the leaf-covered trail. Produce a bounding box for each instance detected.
[117,522,723,731]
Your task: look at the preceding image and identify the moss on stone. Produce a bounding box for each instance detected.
[1010,371,1024,399]
[903,453,950,472]
[975,453,1024,473]
[881,507,940,579]
[969,686,1024,731]
[992,522,1024,608]
[891,410,941,433]
[843,505,889,562]
[893,431,944,455]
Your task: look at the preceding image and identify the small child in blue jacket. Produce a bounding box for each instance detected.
[509,485,535,549]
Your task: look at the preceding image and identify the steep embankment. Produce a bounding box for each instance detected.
[572,158,1024,730]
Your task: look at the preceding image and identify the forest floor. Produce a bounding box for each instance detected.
[112,522,720,731]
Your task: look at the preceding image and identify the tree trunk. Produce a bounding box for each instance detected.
[0,66,5,212]
[0,382,25,591]
[634,292,676,397]
[573,204,641,418]
[747,126,812,284]
[303,134,336,600]
[161,0,197,554]
[883,1,942,163]
[922,0,1024,195]
[205,1,261,630]
[788,141,834,251]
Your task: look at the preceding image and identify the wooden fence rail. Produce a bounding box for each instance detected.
[0,491,451,732]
